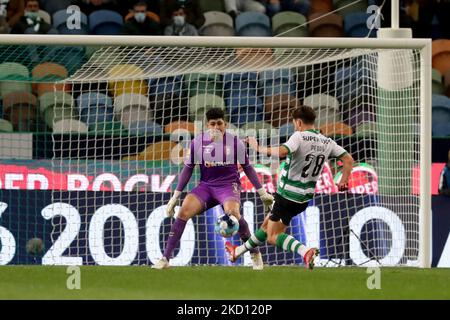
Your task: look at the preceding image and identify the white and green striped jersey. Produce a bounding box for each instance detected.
[277,129,347,203]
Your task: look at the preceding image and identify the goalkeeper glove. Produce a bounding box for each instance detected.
[257,188,274,212]
[166,190,181,217]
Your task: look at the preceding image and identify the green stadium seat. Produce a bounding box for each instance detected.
[272,11,308,37]
[39,91,77,129]
[432,68,444,94]
[355,121,377,138]
[200,11,234,36]
[185,73,222,97]
[0,62,31,96]
[0,118,13,132]
[89,121,124,136]
[53,119,89,134]
[188,93,225,122]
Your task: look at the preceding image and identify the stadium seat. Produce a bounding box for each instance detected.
[53,119,89,134]
[88,121,124,136]
[223,72,258,99]
[333,0,368,16]
[308,12,343,37]
[185,73,222,97]
[2,91,37,132]
[309,0,332,14]
[259,69,295,97]
[136,141,177,161]
[272,11,308,37]
[344,12,375,38]
[278,122,295,138]
[32,62,70,96]
[345,103,375,129]
[113,93,152,129]
[200,11,234,36]
[226,122,239,134]
[240,121,274,134]
[319,121,352,137]
[235,48,275,68]
[108,64,149,97]
[334,63,374,103]
[235,12,271,37]
[431,95,450,132]
[164,120,197,135]
[0,62,31,96]
[225,94,264,126]
[39,91,77,129]
[189,94,225,122]
[77,92,114,127]
[0,118,13,132]
[432,39,450,75]
[40,46,87,75]
[38,10,51,25]
[126,120,163,137]
[89,10,124,35]
[445,70,450,98]
[264,94,300,127]
[199,0,226,12]
[150,94,189,125]
[355,121,376,138]
[433,123,450,137]
[53,9,89,35]
[149,76,183,97]
[432,68,444,94]
[41,0,73,15]
[303,93,340,111]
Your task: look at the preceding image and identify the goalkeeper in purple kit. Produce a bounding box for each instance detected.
[152,108,274,270]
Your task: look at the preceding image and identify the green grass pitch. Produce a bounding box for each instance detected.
[0,266,449,299]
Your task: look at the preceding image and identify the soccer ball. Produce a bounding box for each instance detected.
[215,214,239,238]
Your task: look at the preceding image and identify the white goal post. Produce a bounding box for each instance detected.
[0,34,431,268]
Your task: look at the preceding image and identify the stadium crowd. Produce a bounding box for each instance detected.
[0,0,448,144]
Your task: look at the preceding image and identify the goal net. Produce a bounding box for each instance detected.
[0,36,429,267]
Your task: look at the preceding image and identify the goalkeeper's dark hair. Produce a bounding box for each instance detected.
[291,106,316,125]
[206,108,226,122]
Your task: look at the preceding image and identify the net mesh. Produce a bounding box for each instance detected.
[0,43,422,267]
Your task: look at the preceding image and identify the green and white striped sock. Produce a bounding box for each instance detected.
[275,233,307,257]
[235,229,267,257]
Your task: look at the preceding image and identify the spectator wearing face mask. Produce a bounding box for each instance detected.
[164,5,198,36]
[121,1,161,35]
[160,0,204,28]
[10,0,56,34]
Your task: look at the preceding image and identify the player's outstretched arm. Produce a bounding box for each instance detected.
[246,136,289,158]
[238,137,274,211]
[337,153,354,191]
[167,164,194,217]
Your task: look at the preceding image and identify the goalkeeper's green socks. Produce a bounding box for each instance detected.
[276,233,308,257]
[235,229,267,257]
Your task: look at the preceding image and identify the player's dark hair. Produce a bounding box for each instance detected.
[206,108,226,122]
[291,106,316,125]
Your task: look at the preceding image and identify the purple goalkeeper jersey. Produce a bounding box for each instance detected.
[185,132,249,185]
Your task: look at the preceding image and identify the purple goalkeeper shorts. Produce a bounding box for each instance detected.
[190,182,241,210]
